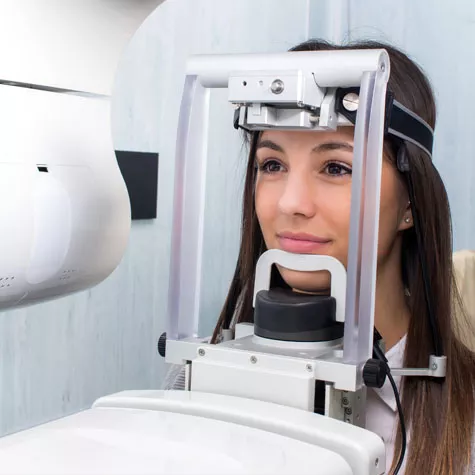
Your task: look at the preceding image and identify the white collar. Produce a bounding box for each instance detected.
[371,335,407,412]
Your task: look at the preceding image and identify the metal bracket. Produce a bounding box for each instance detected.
[319,88,338,129]
[390,355,447,378]
[325,386,366,428]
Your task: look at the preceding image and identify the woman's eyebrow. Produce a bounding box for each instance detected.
[313,142,354,153]
[256,140,354,153]
[256,140,284,152]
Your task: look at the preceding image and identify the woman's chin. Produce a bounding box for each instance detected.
[279,268,331,295]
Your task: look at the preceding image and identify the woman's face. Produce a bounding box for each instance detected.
[254,128,411,293]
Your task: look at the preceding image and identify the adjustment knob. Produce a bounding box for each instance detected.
[157,332,167,358]
[363,359,387,388]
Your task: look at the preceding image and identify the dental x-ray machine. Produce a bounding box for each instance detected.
[0,49,444,475]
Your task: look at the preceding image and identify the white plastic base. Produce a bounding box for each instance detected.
[0,390,385,475]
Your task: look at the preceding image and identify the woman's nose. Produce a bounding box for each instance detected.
[277,172,317,218]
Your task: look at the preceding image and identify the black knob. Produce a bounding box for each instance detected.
[363,358,387,388]
[157,332,167,358]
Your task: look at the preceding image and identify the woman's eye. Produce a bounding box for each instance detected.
[258,159,284,174]
[324,162,352,176]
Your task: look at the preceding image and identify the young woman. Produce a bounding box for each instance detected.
[206,40,475,474]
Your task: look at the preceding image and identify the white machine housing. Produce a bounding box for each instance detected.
[0,0,167,309]
[0,85,131,310]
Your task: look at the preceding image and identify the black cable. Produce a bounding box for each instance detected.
[397,144,443,356]
[405,171,442,356]
[373,341,407,474]
[387,370,406,474]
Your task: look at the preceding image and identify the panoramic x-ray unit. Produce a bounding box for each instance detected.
[0,49,443,475]
[0,85,130,307]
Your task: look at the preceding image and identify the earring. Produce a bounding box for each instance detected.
[404,217,411,224]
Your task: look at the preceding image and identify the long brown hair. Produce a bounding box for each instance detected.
[211,39,475,474]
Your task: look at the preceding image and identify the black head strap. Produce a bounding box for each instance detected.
[335,87,434,159]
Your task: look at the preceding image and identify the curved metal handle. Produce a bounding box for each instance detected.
[253,249,347,322]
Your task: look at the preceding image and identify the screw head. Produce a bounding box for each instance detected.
[309,114,319,124]
[198,348,205,357]
[344,407,353,415]
[270,79,285,95]
[306,364,313,372]
[342,92,359,112]
[432,362,438,370]
[250,356,257,364]
[342,397,349,406]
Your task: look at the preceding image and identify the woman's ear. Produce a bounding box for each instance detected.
[399,200,414,231]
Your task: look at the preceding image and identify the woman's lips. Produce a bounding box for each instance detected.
[277,233,332,254]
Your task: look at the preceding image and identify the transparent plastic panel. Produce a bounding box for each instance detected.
[355,68,389,365]
[342,72,374,365]
[167,76,210,339]
[197,89,247,337]
[343,69,389,366]
[167,78,244,339]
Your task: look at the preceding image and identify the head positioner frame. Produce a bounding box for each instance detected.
[167,49,391,369]
[166,49,445,381]
[233,83,433,160]
[163,50,446,431]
